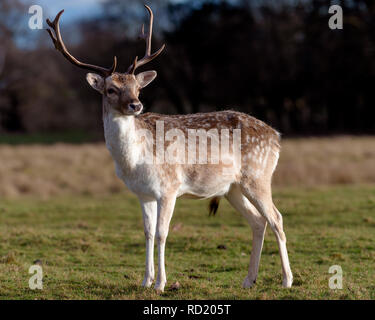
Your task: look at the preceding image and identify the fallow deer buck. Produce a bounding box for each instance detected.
[46,5,293,292]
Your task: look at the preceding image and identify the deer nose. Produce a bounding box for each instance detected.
[129,103,143,112]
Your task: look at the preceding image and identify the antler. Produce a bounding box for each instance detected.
[46,10,117,77]
[127,5,165,74]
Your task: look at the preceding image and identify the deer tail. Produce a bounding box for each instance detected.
[208,197,220,216]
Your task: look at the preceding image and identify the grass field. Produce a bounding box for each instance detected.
[1,185,374,300]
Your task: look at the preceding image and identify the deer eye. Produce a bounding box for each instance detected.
[107,88,117,95]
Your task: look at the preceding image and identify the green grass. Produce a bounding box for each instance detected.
[0,185,374,300]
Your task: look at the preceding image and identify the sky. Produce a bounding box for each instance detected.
[25,0,191,22]
[26,0,104,22]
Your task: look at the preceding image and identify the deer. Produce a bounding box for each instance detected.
[46,5,293,292]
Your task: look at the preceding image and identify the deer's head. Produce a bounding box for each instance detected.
[46,5,165,116]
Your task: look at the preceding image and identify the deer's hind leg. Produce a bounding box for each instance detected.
[240,181,293,288]
[225,184,267,288]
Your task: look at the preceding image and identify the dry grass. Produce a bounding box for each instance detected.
[0,143,123,198]
[273,136,375,186]
[0,136,374,197]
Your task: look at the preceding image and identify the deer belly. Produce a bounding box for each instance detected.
[177,164,237,199]
[178,177,233,199]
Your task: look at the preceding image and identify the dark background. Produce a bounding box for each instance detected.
[1,0,374,139]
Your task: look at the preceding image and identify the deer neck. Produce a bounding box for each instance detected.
[103,110,141,172]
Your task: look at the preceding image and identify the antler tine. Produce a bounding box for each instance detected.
[46,10,117,77]
[128,56,138,75]
[127,5,165,74]
[144,5,153,56]
[139,24,146,40]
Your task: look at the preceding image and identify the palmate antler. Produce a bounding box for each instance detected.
[46,10,117,78]
[127,5,166,74]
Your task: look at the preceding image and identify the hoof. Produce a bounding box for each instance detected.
[154,281,166,293]
[242,276,256,288]
[282,275,293,288]
[142,277,154,288]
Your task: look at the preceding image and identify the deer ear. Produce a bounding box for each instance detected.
[86,73,104,93]
[136,71,157,88]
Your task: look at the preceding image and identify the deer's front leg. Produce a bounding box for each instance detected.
[155,195,177,292]
[139,197,157,288]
